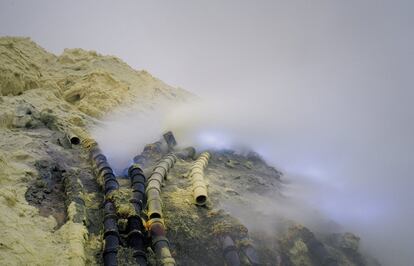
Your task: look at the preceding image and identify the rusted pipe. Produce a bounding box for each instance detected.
[147,218,176,266]
[189,152,210,206]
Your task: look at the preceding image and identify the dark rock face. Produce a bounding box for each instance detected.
[25,159,67,228]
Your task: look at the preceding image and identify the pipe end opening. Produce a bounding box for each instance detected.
[149,213,161,219]
[195,195,207,206]
[70,137,81,145]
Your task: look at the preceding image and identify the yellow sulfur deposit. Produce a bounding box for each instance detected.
[0,36,191,265]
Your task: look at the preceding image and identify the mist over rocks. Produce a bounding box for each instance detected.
[0,36,410,266]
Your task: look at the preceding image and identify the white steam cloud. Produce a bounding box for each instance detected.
[92,88,414,265]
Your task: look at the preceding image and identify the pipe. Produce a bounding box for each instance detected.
[238,237,261,266]
[103,200,120,266]
[189,152,210,206]
[147,218,176,266]
[66,130,81,145]
[89,144,120,266]
[90,146,103,161]
[145,154,177,219]
[65,126,97,148]
[145,154,177,265]
[163,131,177,150]
[127,164,148,266]
[220,235,241,266]
[90,147,119,195]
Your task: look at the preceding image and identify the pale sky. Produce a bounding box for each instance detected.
[1,1,413,265]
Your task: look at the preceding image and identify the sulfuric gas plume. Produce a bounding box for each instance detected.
[92,86,414,265]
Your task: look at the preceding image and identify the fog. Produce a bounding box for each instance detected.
[93,89,413,265]
[1,1,414,265]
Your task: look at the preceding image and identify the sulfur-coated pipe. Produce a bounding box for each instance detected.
[144,154,177,265]
[66,130,81,145]
[145,154,177,219]
[188,152,210,206]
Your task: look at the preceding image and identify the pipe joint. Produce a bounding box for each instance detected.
[153,165,168,177]
[133,250,148,261]
[152,235,169,246]
[147,218,165,230]
[127,229,145,240]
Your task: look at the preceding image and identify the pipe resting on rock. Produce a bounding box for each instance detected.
[66,129,81,145]
[89,144,120,266]
[145,153,177,265]
[127,164,148,266]
[220,235,241,266]
[147,218,176,266]
[103,200,120,266]
[238,237,261,266]
[145,153,177,220]
[189,152,210,206]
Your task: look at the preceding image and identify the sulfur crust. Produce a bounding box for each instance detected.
[0,36,192,265]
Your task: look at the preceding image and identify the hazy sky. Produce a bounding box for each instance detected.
[1,1,414,265]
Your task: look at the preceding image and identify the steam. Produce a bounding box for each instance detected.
[92,90,413,265]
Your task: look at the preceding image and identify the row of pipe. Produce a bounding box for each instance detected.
[145,153,178,266]
[189,152,211,206]
[86,131,259,266]
[127,164,148,266]
[90,146,120,266]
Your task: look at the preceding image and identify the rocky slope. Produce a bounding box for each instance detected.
[0,37,378,266]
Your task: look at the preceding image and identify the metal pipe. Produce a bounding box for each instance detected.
[147,218,176,266]
[189,152,210,206]
[65,127,96,148]
[220,235,241,266]
[145,153,177,219]
[127,164,148,266]
[144,154,177,265]
[103,201,120,266]
[89,144,120,266]
[163,131,177,150]
[238,237,261,266]
[90,147,119,195]
[66,130,81,145]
